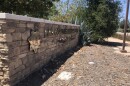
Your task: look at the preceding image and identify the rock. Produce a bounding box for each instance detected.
[57,71,73,80]
[88,62,95,65]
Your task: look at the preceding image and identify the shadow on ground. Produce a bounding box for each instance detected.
[15,46,82,86]
[97,41,125,47]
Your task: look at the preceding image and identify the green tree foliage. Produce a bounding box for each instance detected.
[86,0,121,42]
[50,0,121,43]
[70,0,87,23]
[50,0,87,23]
[120,19,129,29]
[0,0,59,18]
[49,1,71,22]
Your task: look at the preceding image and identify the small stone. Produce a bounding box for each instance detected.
[74,52,78,56]
[57,71,73,80]
[88,62,95,65]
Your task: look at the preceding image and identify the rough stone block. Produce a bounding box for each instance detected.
[20,41,29,46]
[3,84,10,86]
[0,49,8,54]
[9,62,15,71]
[15,65,25,73]
[40,32,44,38]
[28,54,35,64]
[15,27,26,33]
[18,53,27,59]
[22,68,30,77]
[40,42,47,48]
[5,34,13,42]
[0,34,13,42]
[40,23,45,28]
[21,31,30,40]
[13,47,20,56]
[3,71,9,77]
[0,20,6,24]
[17,23,26,28]
[0,75,3,79]
[21,57,28,65]
[12,33,21,41]
[14,59,22,68]
[25,56,35,67]
[9,68,17,76]
[20,45,29,53]
[2,28,15,33]
[7,22,17,27]
[7,41,21,49]
[38,47,46,53]
[0,71,4,75]
[27,23,34,28]
[39,27,44,33]
[10,72,21,85]
[31,63,40,71]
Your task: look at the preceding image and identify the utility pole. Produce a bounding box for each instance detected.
[121,0,129,53]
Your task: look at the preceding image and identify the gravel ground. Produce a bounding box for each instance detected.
[15,46,81,86]
[16,42,130,86]
[43,44,130,86]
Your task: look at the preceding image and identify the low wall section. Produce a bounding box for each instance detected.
[0,13,80,86]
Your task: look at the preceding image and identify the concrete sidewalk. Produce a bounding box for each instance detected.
[107,37,130,56]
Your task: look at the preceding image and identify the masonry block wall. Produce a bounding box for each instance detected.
[0,13,79,86]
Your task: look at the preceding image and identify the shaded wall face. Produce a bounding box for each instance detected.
[0,19,79,86]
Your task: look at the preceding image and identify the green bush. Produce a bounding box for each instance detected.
[79,21,92,46]
[85,0,121,43]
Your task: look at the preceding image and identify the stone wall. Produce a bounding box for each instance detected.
[0,13,79,86]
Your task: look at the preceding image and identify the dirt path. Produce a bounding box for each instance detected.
[107,37,130,55]
[43,44,130,86]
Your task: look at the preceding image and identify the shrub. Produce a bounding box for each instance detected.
[86,0,121,43]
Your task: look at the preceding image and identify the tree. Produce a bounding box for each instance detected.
[120,19,129,29]
[49,0,70,22]
[50,0,87,23]
[0,0,59,18]
[86,0,121,42]
[50,0,121,42]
